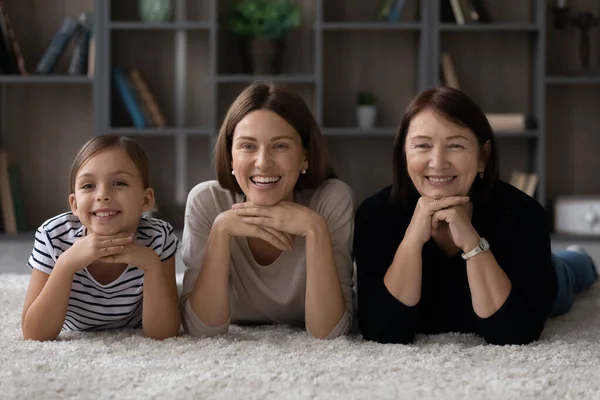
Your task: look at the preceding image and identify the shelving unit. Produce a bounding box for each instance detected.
[0,0,99,231]
[102,0,428,226]
[430,0,547,206]
[2,0,600,235]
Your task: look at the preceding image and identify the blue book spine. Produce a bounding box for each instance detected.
[387,0,406,22]
[36,18,78,73]
[113,68,146,129]
[68,29,90,75]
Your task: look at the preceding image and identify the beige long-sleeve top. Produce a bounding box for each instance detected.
[180,178,355,339]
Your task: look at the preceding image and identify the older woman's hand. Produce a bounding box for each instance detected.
[404,196,470,248]
[232,201,326,237]
[431,204,480,253]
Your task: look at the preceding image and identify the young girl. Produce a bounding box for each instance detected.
[21,135,181,341]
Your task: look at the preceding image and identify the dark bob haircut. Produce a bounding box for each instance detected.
[391,86,499,204]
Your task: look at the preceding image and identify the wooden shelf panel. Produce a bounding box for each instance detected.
[440,23,538,32]
[321,129,539,138]
[109,22,212,30]
[495,130,539,138]
[0,75,93,84]
[109,128,212,136]
[323,127,397,136]
[320,22,422,31]
[214,75,317,84]
[546,75,600,85]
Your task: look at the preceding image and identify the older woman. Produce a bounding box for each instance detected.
[355,86,597,345]
[180,82,355,339]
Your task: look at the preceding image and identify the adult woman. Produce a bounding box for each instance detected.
[355,86,597,345]
[180,82,354,339]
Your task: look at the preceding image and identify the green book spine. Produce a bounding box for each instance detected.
[8,164,27,232]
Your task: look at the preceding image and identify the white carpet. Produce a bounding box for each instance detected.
[1,274,600,400]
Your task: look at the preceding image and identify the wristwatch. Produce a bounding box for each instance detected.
[461,238,490,260]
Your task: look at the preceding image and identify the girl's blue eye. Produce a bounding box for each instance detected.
[81,183,94,189]
[241,143,255,150]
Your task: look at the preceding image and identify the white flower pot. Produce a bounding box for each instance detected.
[357,105,376,129]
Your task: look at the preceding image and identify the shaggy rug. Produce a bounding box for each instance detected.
[1,274,599,400]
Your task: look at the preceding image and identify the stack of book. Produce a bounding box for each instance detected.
[509,171,538,197]
[0,6,95,76]
[113,68,167,129]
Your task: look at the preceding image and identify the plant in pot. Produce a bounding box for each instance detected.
[227,0,301,75]
[138,0,173,22]
[356,91,377,129]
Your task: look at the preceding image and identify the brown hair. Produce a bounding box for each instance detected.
[69,135,150,193]
[214,81,337,193]
[391,86,499,204]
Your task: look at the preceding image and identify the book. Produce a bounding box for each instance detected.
[376,0,396,21]
[36,17,78,74]
[440,52,460,89]
[0,1,27,75]
[8,164,27,232]
[441,0,457,23]
[0,1,17,74]
[128,69,167,127]
[87,21,95,77]
[509,171,538,197]
[0,149,16,234]
[387,0,406,22]
[113,68,147,128]
[485,113,526,132]
[467,0,491,23]
[449,0,466,25]
[68,13,92,75]
[458,0,473,22]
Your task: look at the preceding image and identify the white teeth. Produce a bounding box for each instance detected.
[251,176,281,184]
[95,211,118,217]
[428,177,453,183]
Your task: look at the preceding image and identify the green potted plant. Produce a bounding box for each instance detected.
[357,90,377,129]
[227,0,301,74]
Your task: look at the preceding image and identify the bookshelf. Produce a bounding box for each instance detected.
[2,0,600,237]
[0,0,99,234]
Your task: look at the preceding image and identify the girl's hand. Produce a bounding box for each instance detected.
[404,196,470,247]
[99,242,161,271]
[214,209,293,251]
[63,233,134,272]
[431,204,480,252]
[232,201,325,237]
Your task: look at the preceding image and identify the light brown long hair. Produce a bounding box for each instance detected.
[69,135,150,193]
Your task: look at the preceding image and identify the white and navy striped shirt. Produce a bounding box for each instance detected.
[27,212,179,332]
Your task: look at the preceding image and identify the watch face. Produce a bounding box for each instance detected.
[480,238,490,251]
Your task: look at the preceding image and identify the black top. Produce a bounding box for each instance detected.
[354,180,558,345]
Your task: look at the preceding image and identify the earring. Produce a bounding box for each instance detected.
[231,170,235,175]
[479,171,484,179]
[301,169,307,175]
